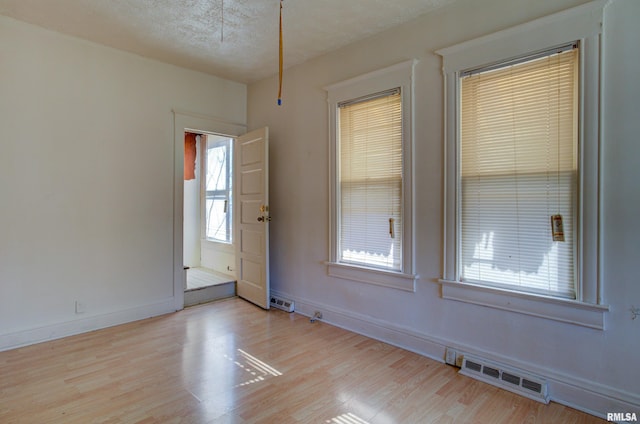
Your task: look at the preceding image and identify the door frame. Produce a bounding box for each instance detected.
[172,109,246,311]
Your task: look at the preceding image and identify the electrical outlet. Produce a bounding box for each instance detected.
[75,301,86,314]
[445,347,457,366]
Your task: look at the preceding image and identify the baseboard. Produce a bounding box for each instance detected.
[277,291,445,362]
[0,299,177,352]
[273,290,639,419]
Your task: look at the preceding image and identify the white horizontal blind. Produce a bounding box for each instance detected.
[339,90,402,270]
[460,48,578,298]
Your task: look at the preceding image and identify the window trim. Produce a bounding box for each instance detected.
[325,60,419,291]
[436,0,608,328]
[201,135,234,245]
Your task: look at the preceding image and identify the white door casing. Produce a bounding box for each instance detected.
[235,127,270,309]
[173,110,246,311]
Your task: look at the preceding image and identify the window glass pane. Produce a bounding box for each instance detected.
[460,48,578,298]
[339,91,402,270]
[206,144,228,192]
[205,197,230,241]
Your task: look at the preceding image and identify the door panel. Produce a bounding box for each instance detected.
[241,200,263,224]
[241,230,263,256]
[241,169,263,195]
[235,127,270,309]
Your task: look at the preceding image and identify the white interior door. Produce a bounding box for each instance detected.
[235,127,270,309]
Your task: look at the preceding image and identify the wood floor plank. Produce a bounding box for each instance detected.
[0,298,604,423]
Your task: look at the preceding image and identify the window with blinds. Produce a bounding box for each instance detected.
[459,46,578,298]
[338,89,403,270]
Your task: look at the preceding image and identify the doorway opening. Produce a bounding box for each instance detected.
[173,110,270,311]
[183,131,236,306]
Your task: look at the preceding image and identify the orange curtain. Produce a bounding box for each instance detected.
[184,132,198,180]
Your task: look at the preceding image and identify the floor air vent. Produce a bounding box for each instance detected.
[460,354,549,403]
[465,359,482,373]
[270,295,294,312]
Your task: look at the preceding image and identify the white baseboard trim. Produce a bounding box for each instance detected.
[0,299,177,352]
[273,290,639,419]
[277,290,445,362]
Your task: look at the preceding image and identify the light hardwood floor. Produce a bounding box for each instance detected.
[0,298,604,423]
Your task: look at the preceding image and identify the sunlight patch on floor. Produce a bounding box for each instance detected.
[327,412,370,424]
[222,348,283,388]
[237,348,282,376]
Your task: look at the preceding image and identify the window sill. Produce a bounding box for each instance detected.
[439,280,608,330]
[327,262,418,292]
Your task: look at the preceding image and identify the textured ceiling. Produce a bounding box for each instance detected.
[0,0,454,83]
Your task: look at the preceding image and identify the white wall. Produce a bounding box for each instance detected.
[0,16,246,348]
[247,0,639,417]
[201,241,235,278]
[184,137,202,269]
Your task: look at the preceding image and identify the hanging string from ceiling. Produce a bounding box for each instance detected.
[220,0,224,42]
[277,0,284,105]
